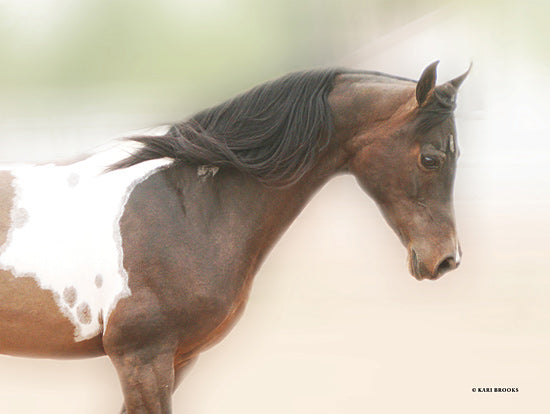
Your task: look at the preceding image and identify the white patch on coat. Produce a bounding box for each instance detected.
[0,139,172,341]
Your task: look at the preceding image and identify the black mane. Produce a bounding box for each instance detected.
[110,68,454,185]
[111,69,344,186]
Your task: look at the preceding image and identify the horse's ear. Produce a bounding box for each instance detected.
[416,61,439,106]
[448,62,472,90]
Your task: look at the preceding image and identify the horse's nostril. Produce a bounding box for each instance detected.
[435,256,457,277]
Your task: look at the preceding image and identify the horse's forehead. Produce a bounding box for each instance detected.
[420,117,457,147]
[440,120,459,158]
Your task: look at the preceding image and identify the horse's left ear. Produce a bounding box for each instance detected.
[448,62,472,90]
[416,61,439,106]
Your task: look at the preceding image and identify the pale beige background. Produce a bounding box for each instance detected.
[1,2,549,413]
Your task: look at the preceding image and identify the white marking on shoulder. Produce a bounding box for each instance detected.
[0,140,172,341]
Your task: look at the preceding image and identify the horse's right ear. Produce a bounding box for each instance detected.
[416,61,439,106]
[448,62,472,90]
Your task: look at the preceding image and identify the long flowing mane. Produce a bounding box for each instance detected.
[110,68,452,185]
[111,69,344,185]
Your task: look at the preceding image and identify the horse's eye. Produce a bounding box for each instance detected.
[420,154,440,170]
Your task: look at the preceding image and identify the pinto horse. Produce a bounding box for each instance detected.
[0,61,468,413]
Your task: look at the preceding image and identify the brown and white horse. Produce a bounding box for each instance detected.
[0,61,468,413]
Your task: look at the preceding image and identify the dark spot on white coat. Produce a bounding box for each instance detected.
[77,302,92,324]
[95,274,103,288]
[63,286,77,308]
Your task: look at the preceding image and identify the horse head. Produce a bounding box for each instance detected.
[334,62,470,280]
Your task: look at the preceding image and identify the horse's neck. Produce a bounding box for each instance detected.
[210,150,346,266]
[166,147,345,273]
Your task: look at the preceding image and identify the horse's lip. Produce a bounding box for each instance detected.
[409,249,423,281]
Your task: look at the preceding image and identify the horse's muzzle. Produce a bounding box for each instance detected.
[409,244,461,280]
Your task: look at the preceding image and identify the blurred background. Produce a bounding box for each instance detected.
[1,0,549,413]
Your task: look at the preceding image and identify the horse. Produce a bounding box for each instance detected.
[0,61,468,413]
